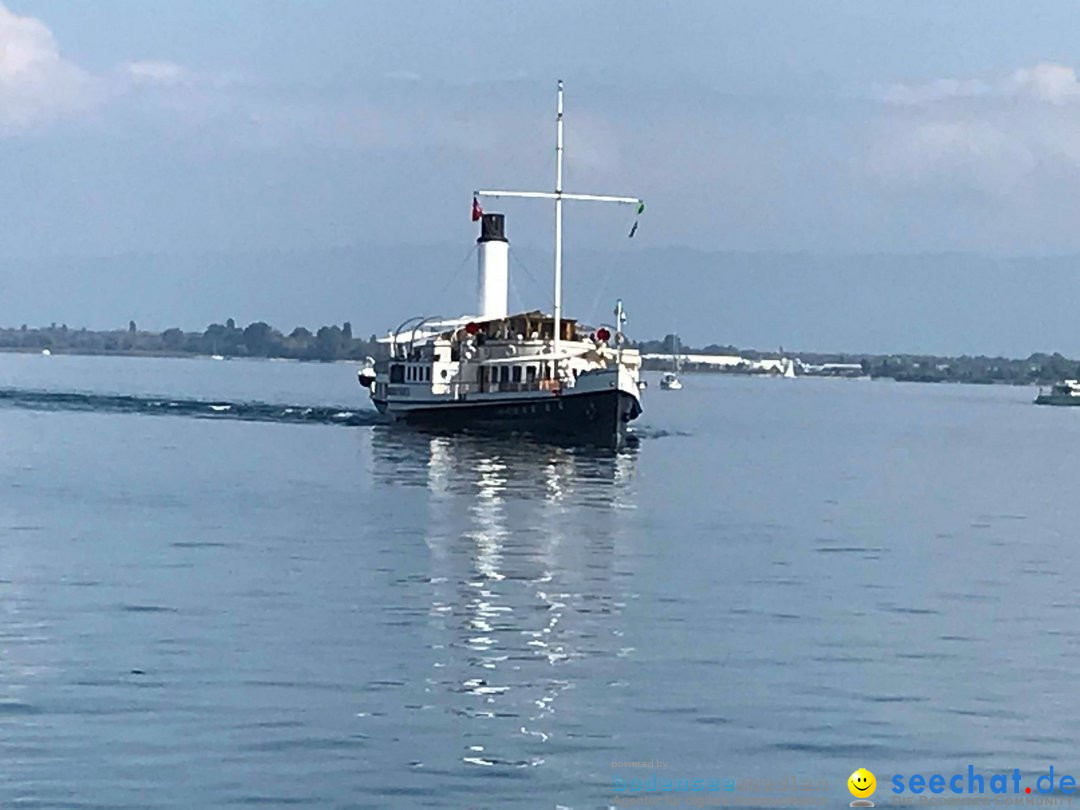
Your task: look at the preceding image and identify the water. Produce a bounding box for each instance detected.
[1,352,1078,808]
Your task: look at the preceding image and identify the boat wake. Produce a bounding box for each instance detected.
[0,388,380,427]
[631,426,692,440]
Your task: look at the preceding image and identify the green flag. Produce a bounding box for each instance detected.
[636,201,645,215]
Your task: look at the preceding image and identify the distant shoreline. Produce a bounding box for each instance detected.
[2,322,1075,386]
[0,346,360,365]
[1,346,191,359]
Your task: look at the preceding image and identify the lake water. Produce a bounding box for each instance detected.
[1,352,1078,808]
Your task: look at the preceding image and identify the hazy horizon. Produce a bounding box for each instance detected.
[6,242,1080,359]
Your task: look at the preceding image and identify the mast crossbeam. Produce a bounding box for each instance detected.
[475,190,642,206]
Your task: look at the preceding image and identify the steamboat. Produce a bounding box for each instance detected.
[357,81,645,447]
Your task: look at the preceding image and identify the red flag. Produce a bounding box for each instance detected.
[471,197,483,222]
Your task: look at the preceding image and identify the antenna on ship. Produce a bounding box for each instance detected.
[475,80,643,380]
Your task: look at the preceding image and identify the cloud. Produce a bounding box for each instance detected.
[385,69,421,82]
[880,63,1080,107]
[879,77,991,106]
[865,62,1080,200]
[1004,63,1080,104]
[125,60,192,87]
[866,120,1037,196]
[0,3,229,135]
[0,2,103,130]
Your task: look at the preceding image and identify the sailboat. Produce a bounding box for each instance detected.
[659,336,683,390]
[356,81,646,447]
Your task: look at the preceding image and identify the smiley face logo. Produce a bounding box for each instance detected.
[848,768,877,799]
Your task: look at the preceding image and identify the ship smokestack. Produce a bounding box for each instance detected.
[477,212,509,319]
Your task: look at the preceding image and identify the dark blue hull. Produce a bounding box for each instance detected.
[378,388,641,448]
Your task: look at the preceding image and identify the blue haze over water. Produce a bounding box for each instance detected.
[0,353,1078,807]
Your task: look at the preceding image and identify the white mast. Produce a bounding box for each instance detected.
[554,79,564,377]
[475,80,641,381]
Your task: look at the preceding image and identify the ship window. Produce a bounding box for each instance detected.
[512,366,522,383]
[441,369,448,379]
[526,365,536,382]
[390,364,404,383]
[500,366,510,383]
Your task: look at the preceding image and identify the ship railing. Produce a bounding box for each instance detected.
[489,380,561,394]
[447,380,562,399]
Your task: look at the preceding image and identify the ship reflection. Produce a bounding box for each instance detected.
[368,427,638,771]
[369,425,638,499]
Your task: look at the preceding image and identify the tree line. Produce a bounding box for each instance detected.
[3,322,1079,383]
[0,320,382,362]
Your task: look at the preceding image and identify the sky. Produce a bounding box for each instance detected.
[4,1,1080,354]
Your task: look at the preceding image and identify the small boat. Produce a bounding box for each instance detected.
[1035,380,1080,406]
[659,371,682,390]
[659,336,683,390]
